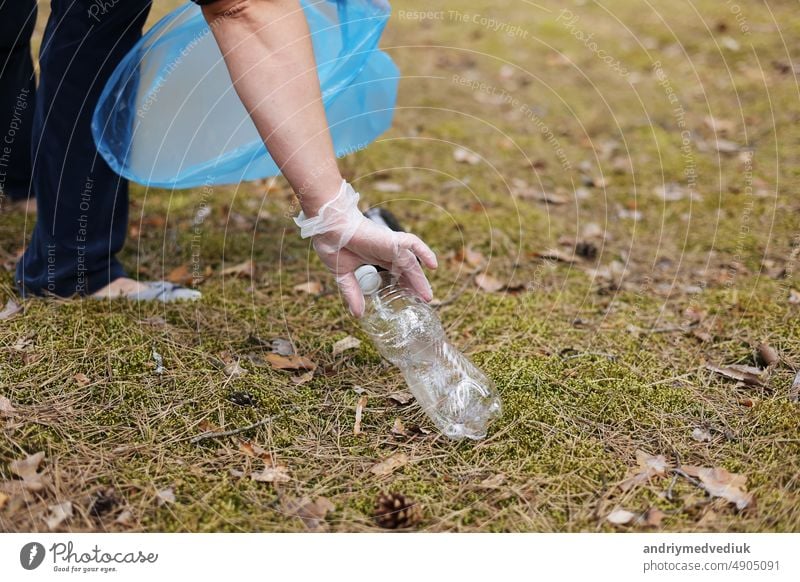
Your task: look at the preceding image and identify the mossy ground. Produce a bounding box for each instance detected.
[1,0,799,532]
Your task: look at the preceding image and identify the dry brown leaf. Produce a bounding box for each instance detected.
[73,373,91,387]
[692,427,713,443]
[333,335,361,356]
[220,260,255,279]
[391,418,407,436]
[0,298,22,321]
[293,281,323,294]
[166,264,194,285]
[619,450,671,491]
[387,391,413,405]
[354,395,367,435]
[706,363,765,387]
[790,371,800,403]
[283,496,335,530]
[370,452,409,476]
[251,465,290,483]
[115,509,134,526]
[644,507,665,527]
[9,451,47,491]
[695,467,754,510]
[223,359,247,378]
[46,501,73,530]
[475,272,505,293]
[0,491,9,510]
[453,147,480,165]
[156,488,175,506]
[12,335,34,351]
[238,441,273,463]
[270,337,295,356]
[265,353,317,371]
[374,181,403,193]
[479,474,507,489]
[290,370,315,386]
[757,343,780,367]
[0,396,15,417]
[607,508,636,525]
[457,246,487,268]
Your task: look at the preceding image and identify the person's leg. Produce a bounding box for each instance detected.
[15,0,152,297]
[0,1,37,205]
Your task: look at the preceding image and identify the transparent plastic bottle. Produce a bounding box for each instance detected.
[355,265,502,440]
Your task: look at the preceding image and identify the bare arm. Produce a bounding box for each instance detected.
[201,0,437,315]
[201,0,339,216]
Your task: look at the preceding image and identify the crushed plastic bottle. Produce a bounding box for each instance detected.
[355,265,502,440]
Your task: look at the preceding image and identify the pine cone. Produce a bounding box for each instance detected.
[373,492,422,529]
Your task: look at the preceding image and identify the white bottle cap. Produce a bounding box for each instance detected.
[355,265,381,295]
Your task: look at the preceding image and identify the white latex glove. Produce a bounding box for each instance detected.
[294,180,438,317]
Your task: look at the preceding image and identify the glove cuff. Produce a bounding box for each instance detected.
[293,180,362,241]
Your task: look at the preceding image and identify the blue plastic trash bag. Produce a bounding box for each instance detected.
[92,0,398,189]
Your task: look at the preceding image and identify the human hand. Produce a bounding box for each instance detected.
[294,181,438,317]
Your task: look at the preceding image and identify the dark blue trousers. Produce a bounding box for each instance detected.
[3,0,152,297]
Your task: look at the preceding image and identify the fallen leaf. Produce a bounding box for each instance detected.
[73,373,91,387]
[0,396,16,417]
[354,395,367,435]
[9,452,47,491]
[387,391,414,405]
[756,343,780,367]
[220,260,255,279]
[251,465,290,483]
[115,509,134,526]
[391,418,407,436]
[156,488,176,506]
[695,467,754,510]
[459,246,486,268]
[283,496,335,530]
[738,397,758,408]
[644,507,665,527]
[453,147,480,165]
[712,138,741,153]
[224,359,247,378]
[238,441,273,463]
[333,336,361,356]
[293,281,323,294]
[152,348,164,375]
[271,338,294,356]
[12,335,34,351]
[265,353,317,371]
[370,452,409,476]
[607,508,636,525]
[692,428,713,443]
[45,501,73,530]
[475,272,505,293]
[0,298,22,321]
[374,181,403,193]
[619,450,671,491]
[479,474,507,489]
[291,370,315,386]
[0,491,8,510]
[706,363,765,387]
[790,371,800,403]
[166,264,194,285]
